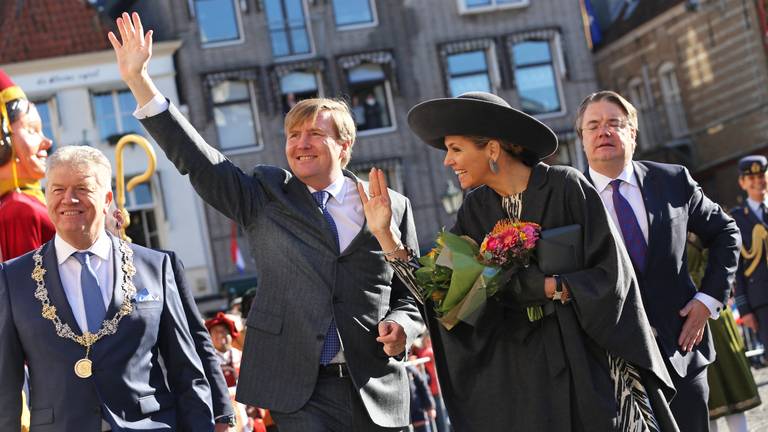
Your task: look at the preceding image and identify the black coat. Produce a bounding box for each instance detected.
[427,163,676,432]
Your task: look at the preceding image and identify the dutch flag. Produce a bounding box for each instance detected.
[230,221,245,274]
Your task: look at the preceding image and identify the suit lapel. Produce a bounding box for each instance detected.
[106,234,125,317]
[284,176,338,252]
[633,161,660,274]
[41,241,84,334]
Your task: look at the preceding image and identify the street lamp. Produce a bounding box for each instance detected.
[441,180,463,215]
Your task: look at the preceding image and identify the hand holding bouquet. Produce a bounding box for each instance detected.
[416,219,541,330]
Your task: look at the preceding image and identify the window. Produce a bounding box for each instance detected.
[348,158,403,192]
[659,63,689,138]
[32,99,56,145]
[211,80,261,151]
[279,71,319,113]
[347,63,393,132]
[446,50,492,97]
[545,133,576,167]
[333,0,376,29]
[194,0,242,45]
[459,0,529,13]
[511,40,562,115]
[627,76,652,148]
[117,181,161,249]
[92,89,144,143]
[264,0,312,58]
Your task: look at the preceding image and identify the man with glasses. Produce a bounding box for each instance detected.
[575,90,740,431]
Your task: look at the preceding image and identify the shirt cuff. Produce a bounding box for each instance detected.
[694,292,724,319]
[133,94,169,119]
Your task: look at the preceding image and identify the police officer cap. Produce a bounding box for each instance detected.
[738,155,767,176]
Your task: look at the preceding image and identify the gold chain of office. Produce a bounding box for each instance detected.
[31,239,137,378]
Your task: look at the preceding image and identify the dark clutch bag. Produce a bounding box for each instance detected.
[536,224,583,275]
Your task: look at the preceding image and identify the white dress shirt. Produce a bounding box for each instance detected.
[746,197,767,223]
[55,232,114,333]
[133,93,169,119]
[590,164,722,319]
[308,176,365,254]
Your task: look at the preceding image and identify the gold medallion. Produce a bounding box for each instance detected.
[74,358,93,378]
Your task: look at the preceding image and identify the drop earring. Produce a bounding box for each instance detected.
[489,158,499,174]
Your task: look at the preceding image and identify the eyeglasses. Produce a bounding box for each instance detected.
[581,118,629,133]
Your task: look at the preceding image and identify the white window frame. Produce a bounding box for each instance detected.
[91,89,144,145]
[511,36,566,120]
[354,80,397,137]
[118,178,166,249]
[212,80,265,155]
[658,62,689,139]
[193,0,246,48]
[445,45,500,97]
[266,0,316,61]
[627,76,651,149]
[457,0,529,15]
[334,0,378,31]
[31,96,60,145]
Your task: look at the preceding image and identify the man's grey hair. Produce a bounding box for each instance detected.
[46,145,112,191]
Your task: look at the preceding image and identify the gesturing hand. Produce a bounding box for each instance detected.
[357,167,393,236]
[678,298,710,352]
[107,12,153,85]
[376,320,406,356]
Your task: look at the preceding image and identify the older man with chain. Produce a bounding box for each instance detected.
[0,145,214,431]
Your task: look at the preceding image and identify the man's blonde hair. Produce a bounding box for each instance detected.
[284,98,356,167]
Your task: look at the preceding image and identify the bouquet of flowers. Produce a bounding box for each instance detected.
[416,219,541,330]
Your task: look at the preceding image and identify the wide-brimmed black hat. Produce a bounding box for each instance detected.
[407,92,558,160]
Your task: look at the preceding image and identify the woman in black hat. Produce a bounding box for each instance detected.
[358,92,678,431]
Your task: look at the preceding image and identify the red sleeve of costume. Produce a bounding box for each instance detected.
[0,195,55,261]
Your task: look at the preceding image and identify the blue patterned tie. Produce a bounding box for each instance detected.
[610,180,647,272]
[312,191,342,364]
[72,252,106,333]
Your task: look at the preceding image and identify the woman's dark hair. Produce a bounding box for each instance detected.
[465,135,538,167]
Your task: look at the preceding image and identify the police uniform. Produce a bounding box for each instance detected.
[731,156,768,345]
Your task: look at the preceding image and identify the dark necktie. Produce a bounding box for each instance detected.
[610,179,648,272]
[312,191,342,364]
[72,252,106,333]
[760,203,767,224]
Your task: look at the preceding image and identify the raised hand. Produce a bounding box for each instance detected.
[107,12,158,106]
[357,167,393,237]
[108,12,152,84]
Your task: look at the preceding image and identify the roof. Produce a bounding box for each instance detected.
[0,0,112,64]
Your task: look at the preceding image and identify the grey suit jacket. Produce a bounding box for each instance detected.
[140,103,423,428]
[0,235,214,431]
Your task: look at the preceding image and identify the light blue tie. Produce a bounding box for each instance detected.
[312,191,342,364]
[72,252,106,333]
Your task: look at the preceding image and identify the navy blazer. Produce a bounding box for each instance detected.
[587,160,740,377]
[164,250,233,421]
[0,235,214,431]
[731,204,768,314]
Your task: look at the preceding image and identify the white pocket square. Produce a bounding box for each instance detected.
[133,288,160,303]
